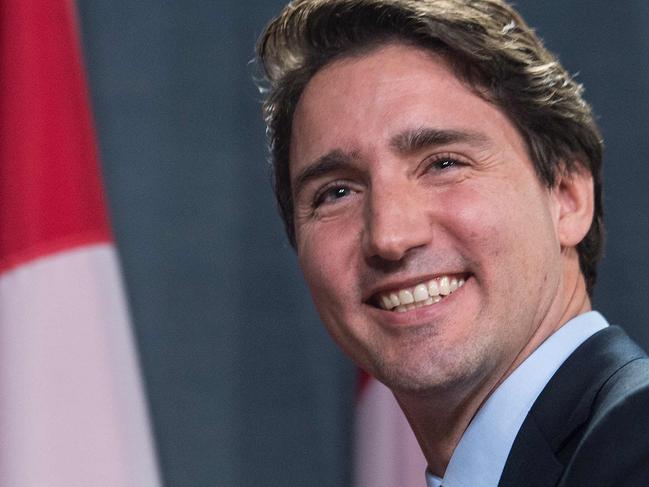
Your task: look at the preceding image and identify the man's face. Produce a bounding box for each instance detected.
[289,43,567,395]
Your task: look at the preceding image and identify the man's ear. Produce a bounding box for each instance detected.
[552,168,595,248]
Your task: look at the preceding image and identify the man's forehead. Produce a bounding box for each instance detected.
[288,43,517,177]
[301,41,453,97]
[290,45,471,149]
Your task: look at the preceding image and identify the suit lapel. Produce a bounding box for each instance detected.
[498,326,646,486]
[497,416,563,486]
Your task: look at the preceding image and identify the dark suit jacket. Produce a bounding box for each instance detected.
[499,326,649,486]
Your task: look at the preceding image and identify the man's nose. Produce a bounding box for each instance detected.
[361,182,432,262]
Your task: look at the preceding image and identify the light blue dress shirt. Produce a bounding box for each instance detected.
[426,311,609,487]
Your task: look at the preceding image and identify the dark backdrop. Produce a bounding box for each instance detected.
[77,2,649,486]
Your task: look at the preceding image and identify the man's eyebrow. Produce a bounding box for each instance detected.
[390,127,490,154]
[291,129,488,197]
[292,149,354,198]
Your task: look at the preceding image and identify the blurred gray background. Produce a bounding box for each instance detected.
[76,1,649,486]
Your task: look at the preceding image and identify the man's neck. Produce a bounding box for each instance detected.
[394,375,501,476]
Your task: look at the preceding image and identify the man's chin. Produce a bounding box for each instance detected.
[369,360,464,397]
[367,345,491,398]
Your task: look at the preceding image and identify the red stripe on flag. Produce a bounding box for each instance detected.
[0,0,112,270]
[0,2,161,484]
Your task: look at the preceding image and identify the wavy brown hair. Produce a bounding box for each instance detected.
[257,0,604,295]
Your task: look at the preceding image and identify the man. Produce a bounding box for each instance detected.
[257,0,649,485]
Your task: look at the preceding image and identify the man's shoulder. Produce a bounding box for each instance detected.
[531,326,647,439]
[500,325,649,486]
[593,353,649,417]
[558,355,649,486]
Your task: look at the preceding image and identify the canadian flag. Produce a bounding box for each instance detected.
[354,372,428,487]
[0,1,161,485]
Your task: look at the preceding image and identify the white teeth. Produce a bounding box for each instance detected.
[399,289,414,304]
[428,279,440,297]
[439,276,451,296]
[450,278,458,293]
[376,275,467,311]
[413,284,429,302]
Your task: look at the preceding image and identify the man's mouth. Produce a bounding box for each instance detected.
[373,275,466,313]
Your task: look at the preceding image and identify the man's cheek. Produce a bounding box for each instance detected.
[299,243,338,299]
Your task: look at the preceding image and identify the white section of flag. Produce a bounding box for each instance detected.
[0,244,161,487]
[355,377,428,487]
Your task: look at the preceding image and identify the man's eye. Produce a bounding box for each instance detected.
[314,185,353,207]
[427,157,459,171]
[433,158,457,169]
[422,153,472,176]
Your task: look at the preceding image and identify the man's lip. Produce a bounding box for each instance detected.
[363,272,471,304]
[366,276,471,327]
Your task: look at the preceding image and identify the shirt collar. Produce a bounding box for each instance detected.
[426,311,608,487]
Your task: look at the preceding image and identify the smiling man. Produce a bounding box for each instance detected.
[257,1,649,485]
